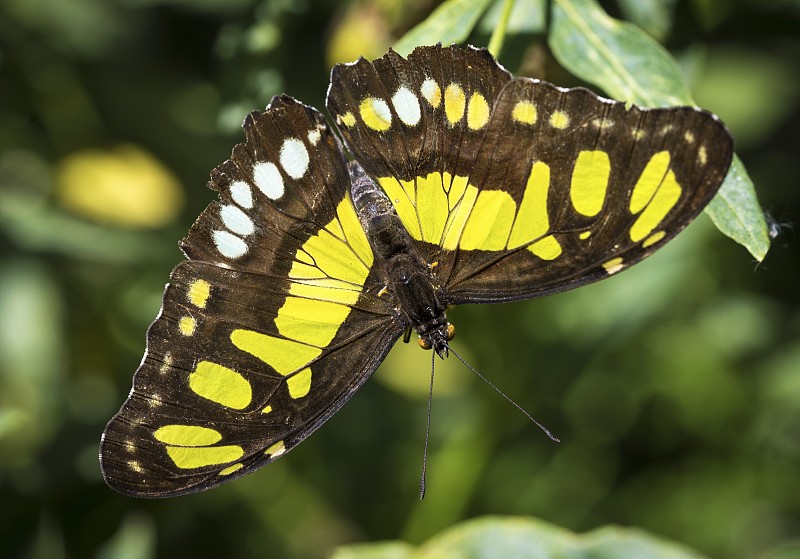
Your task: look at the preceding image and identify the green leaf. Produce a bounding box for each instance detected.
[616,0,676,41]
[706,156,770,261]
[392,0,494,56]
[548,0,769,261]
[486,0,515,57]
[332,516,711,559]
[584,525,710,559]
[550,0,691,106]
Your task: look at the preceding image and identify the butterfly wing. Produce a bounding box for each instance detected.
[326,45,733,305]
[101,96,402,497]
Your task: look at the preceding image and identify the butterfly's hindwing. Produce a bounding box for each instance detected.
[443,79,733,302]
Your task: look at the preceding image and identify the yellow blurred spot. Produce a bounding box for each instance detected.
[326,5,391,67]
[56,145,184,228]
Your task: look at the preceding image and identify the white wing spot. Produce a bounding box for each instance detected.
[392,86,421,126]
[229,180,253,209]
[420,78,441,108]
[280,138,310,179]
[271,446,286,457]
[602,257,624,274]
[307,129,321,146]
[698,145,708,165]
[158,352,173,375]
[360,97,392,131]
[592,118,613,130]
[265,440,286,457]
[213,230,248,259]
[220,204,254,236]
[253,161,284,200]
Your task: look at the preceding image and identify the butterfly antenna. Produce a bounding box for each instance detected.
[449,347,560,443]
[419,350,436,500]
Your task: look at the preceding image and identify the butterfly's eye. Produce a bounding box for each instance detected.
[446,323,455,341]
[418,337,432,350]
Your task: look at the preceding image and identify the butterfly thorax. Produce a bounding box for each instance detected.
[349,161,451,357]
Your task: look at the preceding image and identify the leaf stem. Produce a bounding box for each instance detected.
[488,0,515,58]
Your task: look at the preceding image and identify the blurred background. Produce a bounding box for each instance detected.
[1,0,798,557]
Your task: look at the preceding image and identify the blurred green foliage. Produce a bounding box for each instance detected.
[0,0,798,558]
[333,516,713,558]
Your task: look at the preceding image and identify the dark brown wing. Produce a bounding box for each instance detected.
[100,96,402,497]
[325,44,733,305]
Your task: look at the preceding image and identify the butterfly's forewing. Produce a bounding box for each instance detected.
[100,96,402,497]
[326,45,733,304]
[328,46,511,183]
[327,45,512,264]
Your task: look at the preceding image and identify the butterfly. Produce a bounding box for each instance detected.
[100,44,733,497]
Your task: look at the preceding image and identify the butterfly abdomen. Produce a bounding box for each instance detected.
[349,161,451,355]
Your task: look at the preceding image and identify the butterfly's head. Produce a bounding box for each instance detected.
[418,322,455,358]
